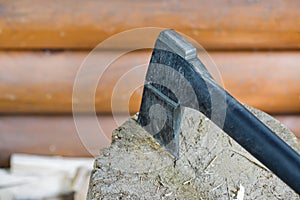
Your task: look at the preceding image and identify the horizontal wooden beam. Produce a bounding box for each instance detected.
[0,115,123,167]
[0,0,299,50]
[0,50,299,114]
[0,114,299,167]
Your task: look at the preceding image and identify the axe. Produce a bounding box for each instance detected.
[137,30,300,193]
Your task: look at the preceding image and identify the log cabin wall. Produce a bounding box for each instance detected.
[0,0,299,167]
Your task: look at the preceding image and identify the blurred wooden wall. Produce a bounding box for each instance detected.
[0,0,299,167]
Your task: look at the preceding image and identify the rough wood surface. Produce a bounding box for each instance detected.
[0,50,299,114]
[88,107,299,199]
[0,0,299,50]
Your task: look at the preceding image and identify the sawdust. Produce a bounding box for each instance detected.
[87,107,299,199]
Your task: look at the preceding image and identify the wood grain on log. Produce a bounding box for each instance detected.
[0,50,299,114]
[88,108,299,199]
[0,0,299,50]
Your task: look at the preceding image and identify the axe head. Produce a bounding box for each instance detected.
[138,82,182,158]
[137,29,212,158]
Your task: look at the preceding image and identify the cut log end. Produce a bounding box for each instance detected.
[88,107,299,199]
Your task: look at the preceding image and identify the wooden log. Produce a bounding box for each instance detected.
[0,114,299,167]
[88,108,299,199]
[0,115,125,167]
[0,0,299,50]
[212,51,300,113]
[0,50,299,114]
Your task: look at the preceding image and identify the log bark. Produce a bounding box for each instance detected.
[0,0,299,50]
[0,115,299,168]
[0,50,299,114]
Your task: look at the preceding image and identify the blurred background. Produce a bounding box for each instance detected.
[0,0,299,199]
